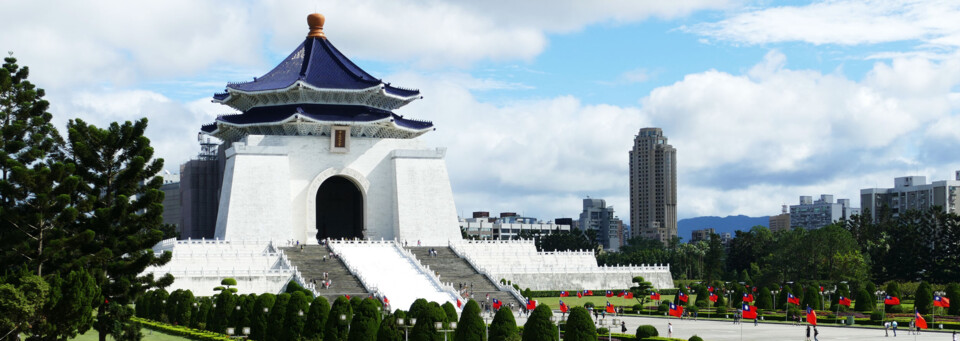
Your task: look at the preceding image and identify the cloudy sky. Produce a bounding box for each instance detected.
[3,0,959,224]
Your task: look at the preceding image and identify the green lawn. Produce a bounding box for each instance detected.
[70,328,190,341]
[536,295,674,309]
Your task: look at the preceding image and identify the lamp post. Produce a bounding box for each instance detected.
[398,318,416,341]
[609,318,619,341]
[341,314,350,334]
[242,327,250,338]
[875,290,886,321]
[435,321,456,341]
[771,290,779,313]
[483,316,491,341]
[551,315,566,340]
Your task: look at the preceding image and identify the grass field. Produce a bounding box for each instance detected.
[535,295,675,309]
[70,328,190,341]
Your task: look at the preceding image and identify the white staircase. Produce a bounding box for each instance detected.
[329,239,461,312]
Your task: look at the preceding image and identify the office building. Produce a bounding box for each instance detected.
[789,194,860,230]
[579,199,621,251]
[769,205,791,232]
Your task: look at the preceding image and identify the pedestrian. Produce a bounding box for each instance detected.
[754,318,758,326]
[892,320,898,337]
[884,321,890,337]
[952,331,957,341]
[909,320,915,335]
[806,325,811,341]
[417,240,421,246]
[814,326,819,341]
[621,321,627,333]
[668,323,673,338]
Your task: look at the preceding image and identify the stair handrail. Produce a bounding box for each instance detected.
[326,239,379,295]
[276,248,320,297]
[449,241,525,304]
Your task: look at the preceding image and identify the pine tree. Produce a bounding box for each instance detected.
[755,286,772,310]
[854,288,873,312]
[454,300,484,341]
[442,301,458,323]
[563,306,595,341]
[65,118,173,341]
[326,296,354,341]
[209,291,237,333]
[488,307,518,341]
[303,295,329,339]
[410,302,447,341]
[946,283,960,316]
[194,297,213,330]
[914,282,933,314]
[522,304,557,341]
[348,298,382,341]
[376,314,403,341]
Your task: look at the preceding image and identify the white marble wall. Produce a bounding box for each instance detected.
[213,135,463,246]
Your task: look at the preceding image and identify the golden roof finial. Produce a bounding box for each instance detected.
[307,13,326,39]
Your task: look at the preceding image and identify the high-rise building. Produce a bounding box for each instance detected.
[629,127,677,245]
[789,194,860,230]
[861,173,960,222]
[578,198,620,251]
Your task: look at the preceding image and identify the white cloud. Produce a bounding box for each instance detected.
[686,0,960,52]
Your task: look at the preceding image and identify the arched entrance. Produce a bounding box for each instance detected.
[315,176,364,241]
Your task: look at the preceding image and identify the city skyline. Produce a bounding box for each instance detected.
[2,1,959,224]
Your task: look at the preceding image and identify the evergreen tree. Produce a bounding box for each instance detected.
[266,293,291,341]
[629,276,654,307]
[488,307,518,341]
[410,303,447,341]
[563,307,595,341]
[234,294,256,335]
[283,291,311,340]
[303,295,329,340]
[454,300,484,341]
[209,292,237,333]
[522,304,557,341]
[946,283,960,316]
[914,282,933,315]
[194,297,213,330]
[66,118,173,341]
[884,282,902,313]
[0,275,49,341]
[408,298,430,320]
[854,289,873,312]
[250,293,275,341]
[442,301,458,322]
[755,286,773,310]
[349,298,382,341]
[376,314,403,341]
[326,296,354,341]
[801,288,822,310]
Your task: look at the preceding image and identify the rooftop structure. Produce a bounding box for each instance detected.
[861,173,960,222]
[789,194,860,230]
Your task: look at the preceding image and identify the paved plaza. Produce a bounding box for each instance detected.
[510,313,956,340]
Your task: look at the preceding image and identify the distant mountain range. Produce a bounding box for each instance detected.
[677,215,770,242]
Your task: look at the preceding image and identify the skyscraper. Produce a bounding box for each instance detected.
[629,127,677,245]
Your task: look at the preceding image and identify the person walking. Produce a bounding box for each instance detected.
[668,323,673,338]
[620,321,627,333]
[805,325,811,341]
[754,318,758,327]
[884,321,890,337]
[892,320,898,337]
[909,320,915,335]
[952,331,957,341]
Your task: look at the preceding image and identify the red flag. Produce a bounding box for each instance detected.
[668,302,684,318]
[915,310,927,329]
[838,296,851,307]
[625,292,634,299]
[577,291,583,298]
[678,292,688,303]
[742,293,754,303]
[560,291,569,297]
[457,299,462,308]
[806,307,817,326]
[606,301,615,313]
[709,293,718,302]
[526,299,537,310]
[650,292,661,301]
[884,296,900,305]
[617,291,626,297]
[606,290,614,298]
[345,295,351,300]
[586,290,594,296]
[819,286,824,292]
[559,300,569,313]
[742,304,757,319]
[934,296,950,308]
[493,299,502,310]
[383,296,390,304]
[787,293,800,305]
[708,286,714,292]
[752,286,757,292]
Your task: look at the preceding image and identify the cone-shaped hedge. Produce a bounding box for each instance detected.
[522,304,557,341]
[563,307,595,341]
[326,296,354,341]
[455,300,484,341]
[303,295,330,339]
[488,308,518,341]
[348,298,382,341]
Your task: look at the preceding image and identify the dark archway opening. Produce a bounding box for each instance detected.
[316,176,363,241]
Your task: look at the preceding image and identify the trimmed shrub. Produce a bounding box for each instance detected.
[283,291,311,340]
[755,286,772,310]
[325,296,353,341]
[266,293,290,341]
[947,283,960,316]
[854,288,873,312]
[596,327,609,335]
[303,295,329,340]
[633,304,644,312]
[583,302,595,310]
[870,310,883,321]
[689,335,704,341]
[442,301,458,323]
[915,282,933,314]
[522,304,557,341]
[410,302,447,341]
[489,307,519,340]
[250,293,275,341]
[377,314,403,341]
[636,325,658,338]
[348,298,382,341]
[563,307,595,341]
[657,303,669,314]
[885,282,902,313]
[455,300,485,341]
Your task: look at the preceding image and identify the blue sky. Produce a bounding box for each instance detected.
[3,0,959,223]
